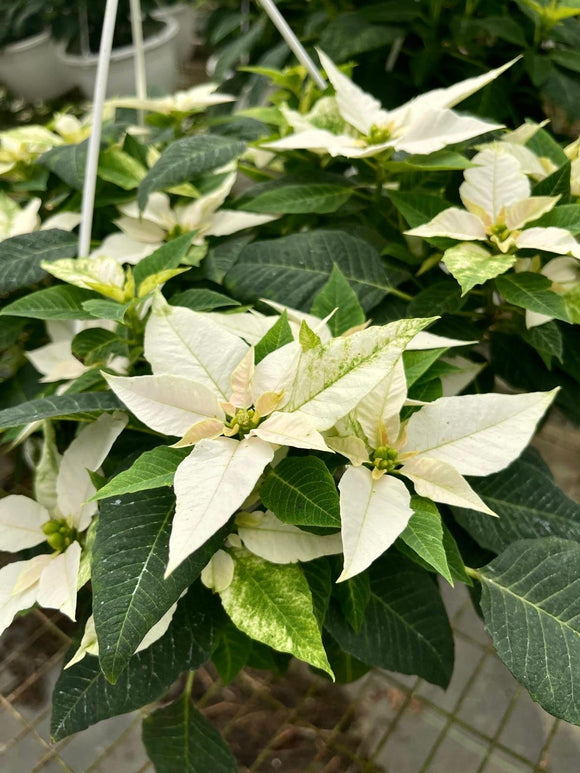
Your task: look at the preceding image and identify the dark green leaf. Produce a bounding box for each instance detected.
[225,230,399,312]
[334,573,371,633]
[1,286,99,320]
[92,445,190,501]
[170,288,240,311]
[260,456,341,528]
[82,299,129,322]
[399,496,452,585]
[254,310,293,364]
[403,348,447,387]
[522,321,563,367]
[528,204,580,235]
[142,693,237,773]
[479,538,580,724]
[496,273,569,321]
[138,136,246,209]
[323,633,370,684]
[408,281,465,317]
[203,234,253,284]
[0,392,121,430]
[40,141,88,189]
[452,448,580,553]
[526,127,569,167]
[212,621,252,684]
[442,524,472,586]
[302,557,333,629]
[72,328,125,365]
[325,552,454,687]
[92,488,228,682]
[532,160,571,198]
[51,588,216,740]
[0,229,78,294]
[239,183,352,214]
[310,264,365,336]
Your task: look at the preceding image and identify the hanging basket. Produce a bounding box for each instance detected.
[56,16,179,99]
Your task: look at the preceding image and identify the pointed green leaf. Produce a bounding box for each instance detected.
[299,319,321,351]
[398,496,453,585]
[82,299,129,322]
[302,558,333,629]
[170,288,240,311]
[142,693,237,773]
[92,446,190,501]
[443,243,516,294]
[1,285,100,320]
[97,147,146,190]
[219,549,333,677]
[532,160,571,198]
[50,588,216,740]
[0,392,122,430]
[72,328,126,366]
[138,136,246,209]
[452,448,580,553]
[0,229,78,294]
[402,348,447,387]
[325,552,454,687]
[92,488,228,682]
[254,310,293,364]
[40,141,88,189]
[133,232,194,288]
[522,321,563,367]
[385,150,473,172]
[529,204,580,235]
[260,456,341,528]
[442,524,472,586]
[224,230,405,312]
[496,273,570,321]
[310,264,365,335]
[334,573,371,633]
[212,621,252,684]
[478,537,580,724]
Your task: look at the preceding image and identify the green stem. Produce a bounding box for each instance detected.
[464,566,481,581]
[183,670,195,702]
[388,287,413,302]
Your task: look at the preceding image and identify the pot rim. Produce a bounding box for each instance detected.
[57,16,178,67]
[1,30,51,55]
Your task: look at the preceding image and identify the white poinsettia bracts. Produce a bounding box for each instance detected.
[108,83,236,116]
[328,356,557,581]
[0,192,81,242]
[0,413,127,636]
[407,147,580,258]
[522,256,580,328]
[263,50,513,159]
[93,167,275,265]
[105,298,434,575]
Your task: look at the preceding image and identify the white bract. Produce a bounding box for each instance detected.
[93,167,274,265]
[327,356,557,581]
[407,147,580,258]
[108,83,236,116]
[0,193,81,241]
[0,413,127,636]
[565,136,580,197]
[521,256,580,328]
[475,121,556,179]
[105,298,434,575]
[263,50,512,159]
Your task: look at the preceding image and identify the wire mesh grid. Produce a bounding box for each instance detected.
[1,580,579,773]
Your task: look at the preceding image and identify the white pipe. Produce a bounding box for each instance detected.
[129,0,147,126]
[78,0,120,258]
[257,0,326,90]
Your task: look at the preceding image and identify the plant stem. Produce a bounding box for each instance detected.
[464,566,481,581]
[388,287,413,302]
[183,670,195,702]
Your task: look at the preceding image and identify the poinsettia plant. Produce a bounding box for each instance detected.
[0,41,579,773]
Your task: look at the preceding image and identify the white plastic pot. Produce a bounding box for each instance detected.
[56,17,179,99]
[0,31,68,101]
[152,3,197,65]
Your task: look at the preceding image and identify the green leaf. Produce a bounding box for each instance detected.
[478,537,580,724]
[386,150,473,172]
[319,12,400,61]
[0,392,122,430]
[452,448,580,553]
[403,348,447,387]
[528,204,580,234]
[260,456,341,528]
[334,573,371,633]
[496,272,569,321]
[225,230,401,312]
[254,310,293,364]
[0,229,78,294]
[388,190,450,227]
[219,549,333,677]
[212,621,252,684]
[323,633,370,684]
[142,694,237,773]
[325,552,454,687]
[170,288,240,311]
[408,281,466,317]
[82,299,129,322]
[97,147,146,190]
[0,317,26,350]
[50,588,216,740]
[203,234,253,284]
[138,136,246,209]
[40,141,87,189]
[443,243,516,294]
[239,182,352,214]
[399,496,453,585]
[310,264,366,335]
[1,286,99,320]
[522,321,564,367]
[133,232,194,288]
[299,319,321,351]
[442,524,472,586]
[71,328,125,365]
[532,160,571,198]
[92,445,190,501]
[92,488,228,683]
[302,558,333,629]
[526,126,569,167]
